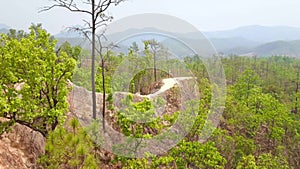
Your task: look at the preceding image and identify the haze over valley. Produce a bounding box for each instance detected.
[3,23,299,57]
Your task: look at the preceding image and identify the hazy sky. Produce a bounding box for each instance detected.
[1,0,300,34]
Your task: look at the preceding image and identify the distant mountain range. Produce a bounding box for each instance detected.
[225,40,300,57]
[205,25,300,42]
[203,25,300,57]
[102,26,300,57]
[1,24,300,57]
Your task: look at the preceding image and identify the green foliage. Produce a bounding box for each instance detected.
[3,29,300,169]
[118,94,179,130]
[123,158,150,169]
[57,41,82,61]
[166,141,226,169]
[0,120,14,135]
[0,26,76,136]
[96,66,112,93]
[72,67,92,90]
[257,153,290,169]
[116,94,168,138]
[119,55,300,169]
[72,51,123,93]
[236,155,258,169]
[124,141,226,169]
[38,118,98,169]
[205,56,300,168]
[237,153,291,169]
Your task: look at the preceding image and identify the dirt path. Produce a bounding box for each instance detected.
[147,77,194,98]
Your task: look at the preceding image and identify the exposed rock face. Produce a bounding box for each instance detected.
[68,77,198,158]
[140,80,164,95]
[67,78,191,128]
[0,120,45,169]
[0,77,197,169]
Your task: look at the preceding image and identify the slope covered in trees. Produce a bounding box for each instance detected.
[0,26,299,168]
[48,41,300,168]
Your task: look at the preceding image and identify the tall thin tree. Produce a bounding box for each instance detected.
[41,0,125,131]
[144,39,162,82]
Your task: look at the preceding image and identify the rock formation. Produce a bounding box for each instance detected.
[0,118,45,169]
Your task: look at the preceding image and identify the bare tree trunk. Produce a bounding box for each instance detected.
[295,68,299,114]
[101,57,106,131]
[154,51,157,82]
[91,0,97,119]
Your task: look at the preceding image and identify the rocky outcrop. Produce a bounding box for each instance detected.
[67,77,195,127]
[68,77,198,158]
[0,77,197,168]
[0,119,45,169]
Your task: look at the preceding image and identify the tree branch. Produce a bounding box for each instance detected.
[96,0,111,16]
[4,117,47,137]
[40,0,92,15]
[15,119,47,137]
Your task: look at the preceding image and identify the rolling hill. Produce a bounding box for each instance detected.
[1,22,300,57]
[226,40,300,57]
[204,25,300,42]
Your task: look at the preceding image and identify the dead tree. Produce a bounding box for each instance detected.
[41,0,125,131]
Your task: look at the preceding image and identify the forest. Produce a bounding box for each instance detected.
[0,24,299,169]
